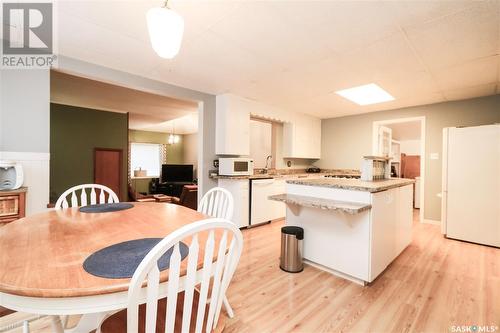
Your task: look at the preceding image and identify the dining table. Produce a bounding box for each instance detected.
[0,202,214,333]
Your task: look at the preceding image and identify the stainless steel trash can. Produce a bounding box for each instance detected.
[280,226,304,273]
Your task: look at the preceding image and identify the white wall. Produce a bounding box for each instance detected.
[0,69,50,215]
[250,120,272,168]
[400,140,421,155]
[183,133,198,178]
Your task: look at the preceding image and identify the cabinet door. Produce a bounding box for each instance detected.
[283,117,321,159]
[216,95,250,155]
[218,179,249,228]
[369,188,398,281]
[396,185,413,255]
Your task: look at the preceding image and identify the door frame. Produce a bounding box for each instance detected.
[372,116,427,224]
[94,147,123,200]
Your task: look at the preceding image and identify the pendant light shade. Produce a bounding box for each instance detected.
[146,5,184,59]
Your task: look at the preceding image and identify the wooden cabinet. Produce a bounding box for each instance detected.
[0,187,27,226]
[216,94,250,156]
[283,116,321,159]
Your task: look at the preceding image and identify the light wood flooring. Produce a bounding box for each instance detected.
[1,211,499,333]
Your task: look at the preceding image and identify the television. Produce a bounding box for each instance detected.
[161,164,193,183]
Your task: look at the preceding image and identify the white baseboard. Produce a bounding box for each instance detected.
[0,151,50,216]
[422,218,441,226]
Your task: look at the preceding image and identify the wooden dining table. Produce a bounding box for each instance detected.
[0,202,212,333]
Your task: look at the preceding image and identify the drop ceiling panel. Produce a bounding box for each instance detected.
[383,0,477,28]
[433,56,498,91]
[274,1,400,55]
[207,2,331,70]
[405,2,499,70]
[442,82,497,100]
[54,1,500,119]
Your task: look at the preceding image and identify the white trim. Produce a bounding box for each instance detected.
[0,151,50,161]
[304,259,366,286]
[372,116,426,224]
[422,218,441,226]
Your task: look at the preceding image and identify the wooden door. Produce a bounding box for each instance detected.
[94,148,122,200]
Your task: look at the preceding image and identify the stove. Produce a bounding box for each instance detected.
[323,174,361,179]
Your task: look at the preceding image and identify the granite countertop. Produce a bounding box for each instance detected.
[211,169,360,180]
[269,193,371,215]
[286,178,415,193]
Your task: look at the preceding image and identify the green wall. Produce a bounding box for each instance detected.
[50,103,128,202]
[129,129,185,194]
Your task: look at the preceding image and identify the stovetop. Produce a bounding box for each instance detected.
[324,174,361,179]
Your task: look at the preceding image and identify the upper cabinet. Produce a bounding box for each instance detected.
[216,94,250,156]
[283,115,321,159]
[215,93,321,159]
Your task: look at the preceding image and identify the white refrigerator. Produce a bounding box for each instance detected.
[441,124,500,247]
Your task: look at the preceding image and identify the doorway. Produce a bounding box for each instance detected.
[372,117,426,224]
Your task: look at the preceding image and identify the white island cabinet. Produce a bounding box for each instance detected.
[270,178,415,285]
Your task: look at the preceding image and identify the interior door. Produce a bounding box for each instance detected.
[377,126,392,157]
[94,148,122,200]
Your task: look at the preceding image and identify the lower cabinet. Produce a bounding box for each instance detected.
[217,179,249,228]
[369,185,413,281]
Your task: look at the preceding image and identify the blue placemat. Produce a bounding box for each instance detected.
[79,202,134,213]
[83,238,189,279]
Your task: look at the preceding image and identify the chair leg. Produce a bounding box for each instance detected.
[223,296,234,318]
[50,315,64,333]
[22,321,29,333]
[61,315,69,328]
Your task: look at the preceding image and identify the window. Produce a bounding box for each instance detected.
[130,143,161,177]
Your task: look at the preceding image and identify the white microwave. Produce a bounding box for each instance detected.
[219,158,254,176]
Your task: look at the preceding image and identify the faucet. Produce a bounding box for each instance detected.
[264,155,273,173]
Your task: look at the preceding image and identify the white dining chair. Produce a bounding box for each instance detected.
[197,187,236,318]
[52,184,119,331]
[198,187,234,221]
[55,184,119,209]
[99,218,244,333]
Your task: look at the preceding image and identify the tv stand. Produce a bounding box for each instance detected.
[150,181,194,197]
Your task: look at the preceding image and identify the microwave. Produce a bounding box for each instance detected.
[219,158,254,176]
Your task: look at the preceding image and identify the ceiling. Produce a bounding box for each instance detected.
[55,0,500,119]
[387,121,421,141]
[51,71,199,134]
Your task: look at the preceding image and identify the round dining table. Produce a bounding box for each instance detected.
[0,202,212,333]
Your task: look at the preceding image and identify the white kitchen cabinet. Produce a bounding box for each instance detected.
[216,94,250,155]
[217,179,249,228]
[283,116,321,159]
[370,187,398,280]
[396,185,413,255]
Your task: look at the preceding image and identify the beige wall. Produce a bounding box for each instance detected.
[317,94,500,221]
[183,133,198,180]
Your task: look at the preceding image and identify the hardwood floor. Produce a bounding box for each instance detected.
[1,211,498,333]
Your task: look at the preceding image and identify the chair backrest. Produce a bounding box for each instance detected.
[198,187,234,220]
[179,185,198,210]
[127,218,243,333]
[55,184,120,209]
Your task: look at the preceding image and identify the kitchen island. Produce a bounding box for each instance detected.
[270,177,415,285]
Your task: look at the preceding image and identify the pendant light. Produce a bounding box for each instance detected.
[147,0,184,59]
[168,119,180,144]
